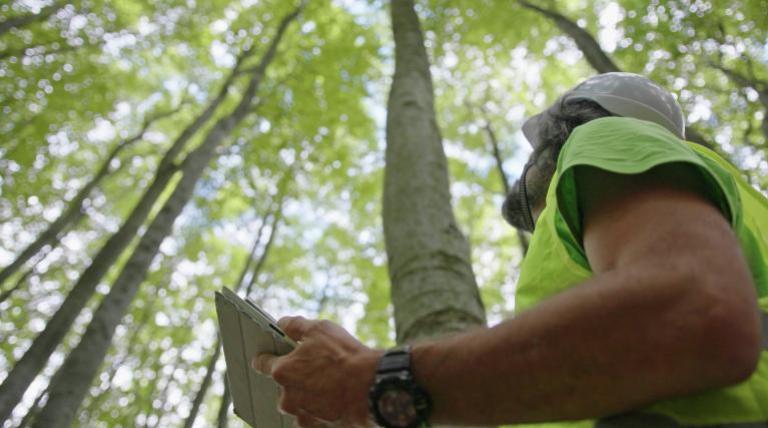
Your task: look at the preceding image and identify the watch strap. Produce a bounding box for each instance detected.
[376,345,412,375]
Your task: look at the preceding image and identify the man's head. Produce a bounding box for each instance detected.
[503,72,685,232]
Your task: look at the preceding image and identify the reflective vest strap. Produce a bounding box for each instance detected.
[596,312,768,427]
[596,413,768,427]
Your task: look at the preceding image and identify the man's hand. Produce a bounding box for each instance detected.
[252,316,383,428]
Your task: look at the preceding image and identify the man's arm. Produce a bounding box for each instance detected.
[254,165,762,426]
[413,164,762,425]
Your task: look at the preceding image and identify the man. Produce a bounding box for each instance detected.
[254,73,768,427]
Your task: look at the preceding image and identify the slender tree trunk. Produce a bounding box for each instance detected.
[236,200,280,292]
[144,350,184,428]
[711,61,768,142]
[516,0,715,149]
[0,1,64,37]
[0,109,177,288]
[0,48,250,425]
[216,381,232,428]
[244,205,282,296]
[183,194,283,428]
[81,297,157,426]
[182,341,221,428]
[385,0,486,344]
[30,8,301,427]
[131,341,167,428]
[475,104,530,254]
[0,264,37,305]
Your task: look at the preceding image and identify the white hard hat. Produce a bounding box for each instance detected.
[522,72,685,147]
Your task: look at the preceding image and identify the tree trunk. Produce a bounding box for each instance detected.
[384,0,486,344]
[475,104,530,254]
[0,108,178,288]
[0,1,64,37]
[184,194,283,428]
[517,0,715,149]
[182,341,222,428]
[244,204,282,296]
[143,350,184,428]
[216,381,232,428]
[711,61,768,142]
[517,0,620,74]
[81,297,157,426]
[30,7,301,427]
[0,46,250,424]
[0,264,37,305]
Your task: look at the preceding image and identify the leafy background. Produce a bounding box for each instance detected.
[0,0,766,426]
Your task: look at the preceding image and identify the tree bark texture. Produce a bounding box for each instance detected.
[384,0,486,344]
[30,7,301,427]
[0,108,179,288]
[0,46,251,424]
[517,0,715,149]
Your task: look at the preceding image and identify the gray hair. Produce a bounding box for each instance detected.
[503,99,612,231]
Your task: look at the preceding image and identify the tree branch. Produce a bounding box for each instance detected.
[0,1,64,37]
[517,0,620,73]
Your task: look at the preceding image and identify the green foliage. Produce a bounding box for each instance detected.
[1,0,766,426]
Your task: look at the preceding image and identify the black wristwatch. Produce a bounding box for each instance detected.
[368,345,432,428]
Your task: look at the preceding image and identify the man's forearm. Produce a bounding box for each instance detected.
[410,264,760,425]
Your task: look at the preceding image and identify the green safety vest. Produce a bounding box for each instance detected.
[513,117,768,427]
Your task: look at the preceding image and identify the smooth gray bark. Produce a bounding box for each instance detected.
[517,0,714,149]
[384,0,486,344]
[30,8,301,427]
[0,48,248,424]
[0,108,178,288]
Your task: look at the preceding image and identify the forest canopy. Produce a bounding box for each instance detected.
[0,0,766,427]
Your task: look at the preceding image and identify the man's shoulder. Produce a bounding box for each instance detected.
[557,116,697,177]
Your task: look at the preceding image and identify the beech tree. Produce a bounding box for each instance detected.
[1,1,764,427]
[385,0,486,344]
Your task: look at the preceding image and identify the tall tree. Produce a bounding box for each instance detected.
[384,0,486,344]
[0,47,250,424]
[30,5,302,426]
[516,0,714,149]
[0,106,180,288]
[184,191,285,428]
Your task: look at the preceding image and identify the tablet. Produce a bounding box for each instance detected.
[215,287,296,428]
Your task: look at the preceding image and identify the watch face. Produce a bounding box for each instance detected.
[377,389,418,428]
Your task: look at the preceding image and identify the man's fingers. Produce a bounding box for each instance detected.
[252,353,278,375]
[278,316,315,341]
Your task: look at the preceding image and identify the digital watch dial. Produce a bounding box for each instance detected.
[369,346,431,428]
